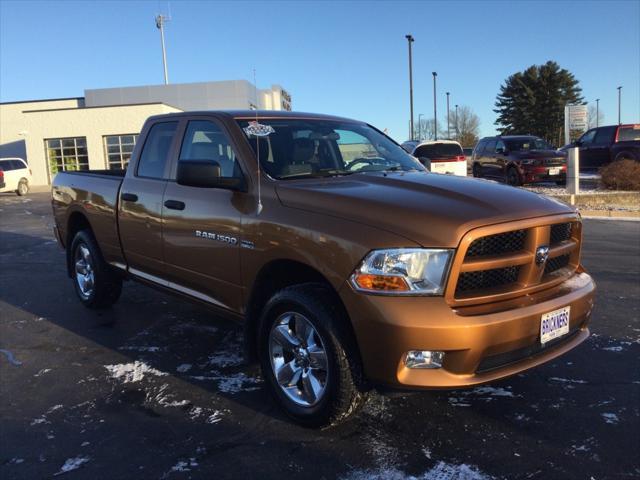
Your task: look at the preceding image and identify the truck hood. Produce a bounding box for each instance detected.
[275,172,574,247]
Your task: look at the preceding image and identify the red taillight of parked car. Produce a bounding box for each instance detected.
[456,155,465,161]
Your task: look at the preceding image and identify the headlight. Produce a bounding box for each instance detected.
[350,248,453,295]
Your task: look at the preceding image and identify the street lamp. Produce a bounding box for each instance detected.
[617,86,622,125]
[405,35,415,140]
[596,98,600,128]
[455,104,459,140]
[446,92,450,139]
[418,113,424,141]
[432,72,438,140]
[155,14,171,84]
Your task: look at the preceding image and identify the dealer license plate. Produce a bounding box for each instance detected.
[548,168,560,176]
[540,306,570,344]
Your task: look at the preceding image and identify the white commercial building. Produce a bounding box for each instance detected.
[0,80,292,186]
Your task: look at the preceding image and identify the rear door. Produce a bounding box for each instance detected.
[161,117,246,312]
[590,126,617,167]
[118,121,179,279]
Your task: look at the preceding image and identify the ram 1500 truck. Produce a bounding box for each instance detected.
[52,111,596,427]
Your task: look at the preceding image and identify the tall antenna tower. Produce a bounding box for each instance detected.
[155,13,171,84]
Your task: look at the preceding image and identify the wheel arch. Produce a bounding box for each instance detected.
[243,259,360,367]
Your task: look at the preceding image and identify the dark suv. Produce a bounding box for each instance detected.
[472,135,566,186]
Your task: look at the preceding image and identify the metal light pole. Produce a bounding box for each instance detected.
[596,98,600,128]
[455,104,459,140]
[446,92,450,139]
[617,86,622,124]
[418,113,424,141]
[405,35,415,140]
[155,14,170,84]
[432,72,438,140]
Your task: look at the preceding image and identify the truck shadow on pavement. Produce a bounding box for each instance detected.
[1,216,639,479]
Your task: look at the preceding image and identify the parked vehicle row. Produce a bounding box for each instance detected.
[0,157,31,195]
[51,110,595,427]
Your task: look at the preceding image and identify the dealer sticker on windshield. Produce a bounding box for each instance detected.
[540,306,570,344]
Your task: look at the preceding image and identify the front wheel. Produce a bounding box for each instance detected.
[258,284,366,427]
[506,167,522,186]
[70,230,122,309]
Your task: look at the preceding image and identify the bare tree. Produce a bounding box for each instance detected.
[448,105,480,147]
[587,105,605,129]
[414,118,442,141]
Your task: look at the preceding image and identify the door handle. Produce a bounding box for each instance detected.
[164,199,185,211]
[121,192,138,202]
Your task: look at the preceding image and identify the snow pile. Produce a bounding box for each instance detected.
[104,361,167,383]
[602,413,620,424]
[53,456,90,476]
[343,462,492,480]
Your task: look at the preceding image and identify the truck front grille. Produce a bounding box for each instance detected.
[446,216,581,306]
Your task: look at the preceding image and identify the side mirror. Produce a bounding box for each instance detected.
[177,160,244,190]
[418,157,431,171]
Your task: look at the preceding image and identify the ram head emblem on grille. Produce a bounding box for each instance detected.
[535,245,550,265]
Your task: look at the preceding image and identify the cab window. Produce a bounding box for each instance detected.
[579,129,596,145]
[179,120,242,179]
[137,122,178,179]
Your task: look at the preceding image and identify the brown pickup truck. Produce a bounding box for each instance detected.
[52,111,596,426]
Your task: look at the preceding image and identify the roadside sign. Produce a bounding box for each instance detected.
[564,105,588,145]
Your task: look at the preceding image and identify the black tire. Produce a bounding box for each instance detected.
[506,166,522,186]
[472,163,481,178]
[69,229,122,309]
[16,179,29,196]
[258,283,366,427]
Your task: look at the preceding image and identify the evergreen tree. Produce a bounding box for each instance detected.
[494,61,583,146]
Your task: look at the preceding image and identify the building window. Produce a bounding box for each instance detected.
[45,137,89,180]
[103,134,138,170]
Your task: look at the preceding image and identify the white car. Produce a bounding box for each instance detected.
[0,158,32,195]
[411,140,468,176]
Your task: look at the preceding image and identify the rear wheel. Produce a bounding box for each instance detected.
[70,230,122,309]
[258,284,366,427]
[506,166,522,186]
[16,179,29,196]
[614,151,636,162]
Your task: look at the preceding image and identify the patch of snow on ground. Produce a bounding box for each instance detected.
[171,458,198,472]
[217,372,261,393]
[549,377,588,384]
[602,413,620,424]
[206,411,223,424]
[602,346,624,352]
[343,462,492,480]
[176,363,192,373]
[53,456,90,476]
[34,368,52,377]
[104,361,168,383]
[8,458,24,464]
[119,346,165,353]
[464,386,516,398]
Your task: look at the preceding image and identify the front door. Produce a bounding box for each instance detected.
[118,121,179,279]
[161,118,247,313]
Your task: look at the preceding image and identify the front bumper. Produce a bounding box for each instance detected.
[522,165,567,184]
[339,270,595,389]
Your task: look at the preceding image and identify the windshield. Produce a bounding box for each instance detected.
[504,137,551,151]
[414,143,463,158]
[237,118,424,179]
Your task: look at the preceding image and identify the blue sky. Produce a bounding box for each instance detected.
[1,0,638,141]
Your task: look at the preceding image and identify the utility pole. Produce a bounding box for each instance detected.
[446,92,450,139]
[418,113,424,141]
[617,86,622,125]
[405,35,415,140]
[596,98,600,128]
[432,72,438,140]
[455,104,459,140]
[155,14,170,84]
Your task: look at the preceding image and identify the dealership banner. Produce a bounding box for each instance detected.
[564,104,588,145]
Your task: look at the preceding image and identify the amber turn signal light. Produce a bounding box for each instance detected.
[352,274,410,292]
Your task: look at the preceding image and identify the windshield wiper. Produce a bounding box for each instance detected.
[278,169,359,180]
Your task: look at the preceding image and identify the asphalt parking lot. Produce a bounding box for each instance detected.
[1,191,638,480]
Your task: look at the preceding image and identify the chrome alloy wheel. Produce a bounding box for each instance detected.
[74,244,95,298]
[269,312,329,407]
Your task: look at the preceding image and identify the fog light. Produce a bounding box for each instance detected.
[405,350,445,369]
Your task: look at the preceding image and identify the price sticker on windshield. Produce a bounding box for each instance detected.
[243,121,275,137]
